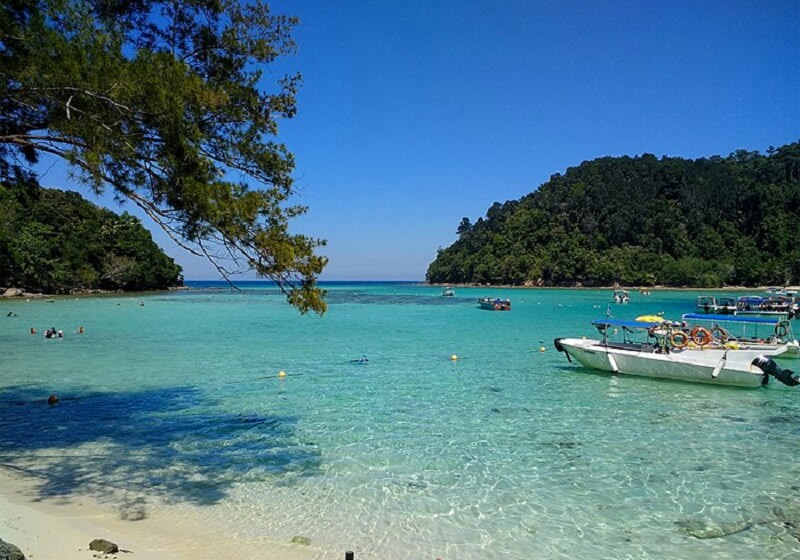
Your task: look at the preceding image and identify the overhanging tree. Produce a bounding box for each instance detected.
[0,0,327,313]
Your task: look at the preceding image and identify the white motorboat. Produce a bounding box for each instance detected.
[695,296,736,315]
[716,296,737,314]
[554,319,799,388]
[696,295,718,314]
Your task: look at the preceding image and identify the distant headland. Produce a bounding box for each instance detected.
[0,182,183,295]
[427,143,800,289]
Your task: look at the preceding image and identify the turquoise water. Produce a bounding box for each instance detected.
[1,283,799,559]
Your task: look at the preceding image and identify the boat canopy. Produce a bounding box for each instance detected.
[592,318,660,330]
[682,313,779,325]
[738,296,764,303]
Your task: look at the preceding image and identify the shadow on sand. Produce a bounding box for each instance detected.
[0,385,321,520]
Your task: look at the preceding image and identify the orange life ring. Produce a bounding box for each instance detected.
[670,331,689,349]
[690,326,713,346]
[711,326,728,343]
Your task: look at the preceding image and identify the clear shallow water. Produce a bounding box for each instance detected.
[1,283,799,559]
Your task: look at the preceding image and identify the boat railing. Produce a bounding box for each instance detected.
[681,313,794,344]
[593,314,796,355]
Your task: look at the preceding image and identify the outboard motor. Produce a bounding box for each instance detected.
[751,355,800,386]
[553,338,571,362]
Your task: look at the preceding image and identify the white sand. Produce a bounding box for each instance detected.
[0,468,314,560]
[0,468,184,560]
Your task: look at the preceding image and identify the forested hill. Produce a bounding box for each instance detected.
[427,143,800,288]
[0,181,183,293]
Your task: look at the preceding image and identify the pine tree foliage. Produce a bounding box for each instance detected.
[0,0,327,313]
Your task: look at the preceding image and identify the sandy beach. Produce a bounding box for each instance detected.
[0,467,183,560]
[0,465,320,560]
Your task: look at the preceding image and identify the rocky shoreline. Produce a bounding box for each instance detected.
[1,286,187,299]
[0,287,112,299]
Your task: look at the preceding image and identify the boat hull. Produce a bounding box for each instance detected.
[729,340,800,359]
[556,338,769,387]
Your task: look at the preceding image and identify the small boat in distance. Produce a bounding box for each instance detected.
[441,287,456,297]
[716,296,737,314]
[612,290,629,304]
[736,295,795,319]
[696,296,736,314]
[478,297,511,311]
[696,295,718,313]
[762,288,800,317]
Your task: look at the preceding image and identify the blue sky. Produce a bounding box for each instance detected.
[37,0,799,280]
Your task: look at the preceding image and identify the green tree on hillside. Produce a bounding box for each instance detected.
[427,143,800,288]
[0,181,182,293]
[0,0,326,313]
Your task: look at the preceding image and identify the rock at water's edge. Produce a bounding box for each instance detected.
[89,539,119,554]
[0,538,26,560]
[676,518,754,539]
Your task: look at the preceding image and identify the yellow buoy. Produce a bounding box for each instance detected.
[450,354,458,361]
[539,347,546,352]
[278,370,287,378]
